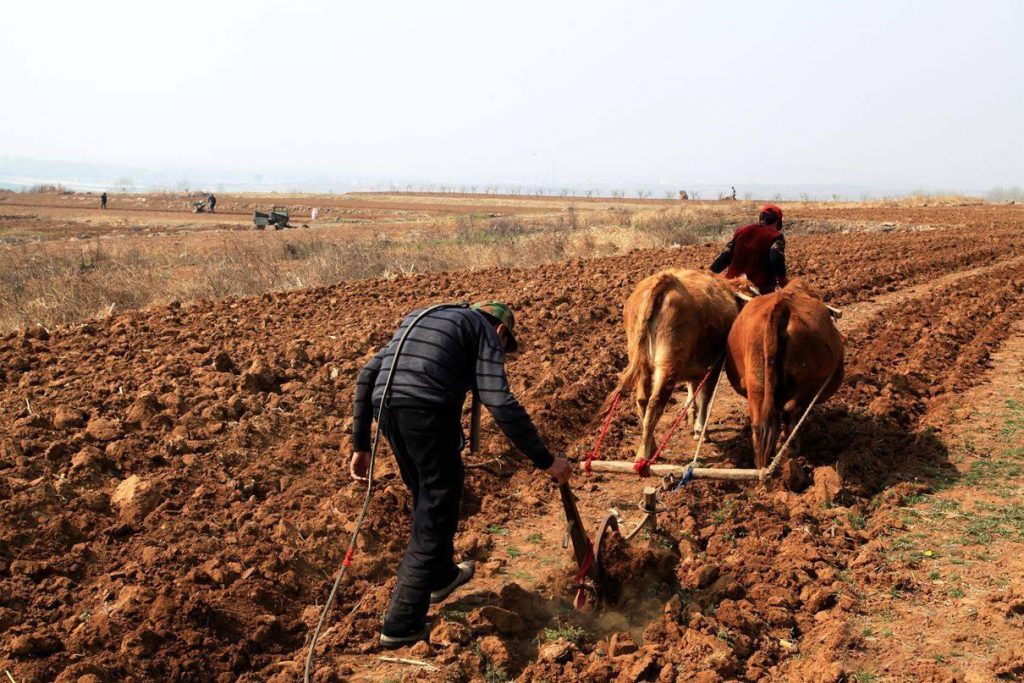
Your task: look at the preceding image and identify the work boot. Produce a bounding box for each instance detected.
[429,561,475,604]
[379,624,431,650]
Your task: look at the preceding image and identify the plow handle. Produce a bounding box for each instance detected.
[559,484,594,571]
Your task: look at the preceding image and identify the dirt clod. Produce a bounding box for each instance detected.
[538,638,577,663]
[53,405,86,429]
[608,631,639,657]
[111,475,162,521]
[478,635,511,670]
[430,620,471,646]
[84,416,121,441]
[9,631,64,656]
[474,606,526,635]
[241,356,282,393]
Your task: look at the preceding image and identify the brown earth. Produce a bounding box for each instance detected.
[1,209,1023,682]
[833,319,1024,682]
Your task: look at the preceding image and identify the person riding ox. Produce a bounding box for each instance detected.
[710,204,788,294]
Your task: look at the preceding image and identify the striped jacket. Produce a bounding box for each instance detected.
[353,306,554,469]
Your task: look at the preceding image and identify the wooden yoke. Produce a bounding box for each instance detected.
[588,460,762,481]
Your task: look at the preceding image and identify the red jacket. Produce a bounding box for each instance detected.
[725,222,784,293]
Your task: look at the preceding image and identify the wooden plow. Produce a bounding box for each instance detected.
[560,364,836,609]
[469,395,619,609]
[467,356,833,611]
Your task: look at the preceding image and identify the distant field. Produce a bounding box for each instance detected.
[0,189,1014,333]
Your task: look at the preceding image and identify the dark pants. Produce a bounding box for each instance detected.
[380,405,464,635]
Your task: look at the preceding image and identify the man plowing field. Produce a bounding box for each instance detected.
[350,302,571,649]
[710,204,788,294]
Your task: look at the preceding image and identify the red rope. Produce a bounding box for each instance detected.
[584,390,621,474]
[633,359,720,477]
[572,544,595,609]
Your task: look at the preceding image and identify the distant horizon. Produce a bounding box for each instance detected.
[0,154,1013,202]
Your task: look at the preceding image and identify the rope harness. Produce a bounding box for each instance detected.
[586,357,833,549]
[688,361,725,466]
[583,391,620,474]
[759,369,835,481]
[572,544,594,609]
[633,354,724,477]
[585,356,724,478]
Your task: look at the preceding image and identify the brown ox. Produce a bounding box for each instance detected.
[604,269,750,462]
[725,278,844,469]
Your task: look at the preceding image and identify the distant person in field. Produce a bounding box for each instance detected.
[710,204,787,294]
[100,192,107,210]
[208,194,216,213]
[351,302,570,649]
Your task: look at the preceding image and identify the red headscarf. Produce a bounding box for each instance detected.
[759,204,783,223]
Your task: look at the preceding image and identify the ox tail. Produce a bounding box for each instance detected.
[757,297,790,469]
[599,272,677,418]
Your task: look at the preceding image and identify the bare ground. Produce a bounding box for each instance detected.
[1,204,1023,682]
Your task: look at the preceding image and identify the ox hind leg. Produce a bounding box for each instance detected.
[778,398,803,461]
[749,396,768,469]
[632,370,652,458]
[635,372,652,424]
[637,364,675,463]
[692,377,716,439]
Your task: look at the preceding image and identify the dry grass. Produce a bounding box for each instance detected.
[0,190,996,332]
[0,203,745,332]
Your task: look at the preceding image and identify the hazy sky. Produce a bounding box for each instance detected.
[2,0,1021,191]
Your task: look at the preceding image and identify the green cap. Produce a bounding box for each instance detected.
[472,301,518,352]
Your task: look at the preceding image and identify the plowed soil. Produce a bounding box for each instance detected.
[2,213,1024,682]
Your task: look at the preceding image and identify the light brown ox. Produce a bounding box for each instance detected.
[725,278,844,469]
[603,269,751,462]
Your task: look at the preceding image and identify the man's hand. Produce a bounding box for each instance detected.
[350,451,371,481]
[544,457,571,486]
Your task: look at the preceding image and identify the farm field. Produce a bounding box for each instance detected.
[1,189,1011,333]
[2,197,1024,682]
[1,190,757,333]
